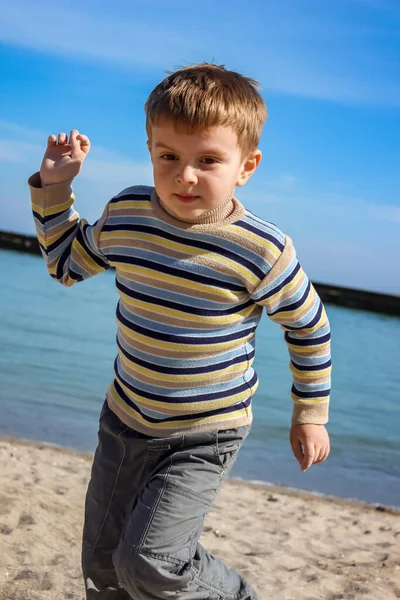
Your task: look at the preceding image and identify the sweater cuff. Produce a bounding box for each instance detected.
[292,401,329,425]
[28,172,74,206]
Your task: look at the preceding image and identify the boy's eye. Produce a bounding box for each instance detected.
[200,157,218,165]
[161,154,178,161]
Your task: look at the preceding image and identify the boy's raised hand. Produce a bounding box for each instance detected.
[40,130,90,186]
[290,423,330,472]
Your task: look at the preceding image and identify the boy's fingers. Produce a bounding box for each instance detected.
[47,134,57,147]
[314,446,326,464]
[69,129,80,157]
[291,439,304,466]
[301,443,315,472]
[58,132,67,145]
[318,442,330,463]
[77,134,91,155]
[322,446,330,461]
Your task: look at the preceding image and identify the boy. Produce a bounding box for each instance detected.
[29,63,331,599]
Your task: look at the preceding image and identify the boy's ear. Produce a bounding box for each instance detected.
[236,149,262,187]
[147,140,154,162]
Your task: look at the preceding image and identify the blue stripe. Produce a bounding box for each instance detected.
[116,336,254,375]
[284,302,324,332]
[256,262,302,303]
[291,359,332,372]
[110,191,153,203]
[114,364,258,404]
[32,208,68,226]
[292,385,330,399]
[117,302,257,341]
[46,224,78,254]
[103,223,266,279]
[109,254,246,292]
[116,279,254,317]
[235,220,285,252]
[117,274,244,310]
[294,381,331,393]
[115,357,257,397]
[285,331,331,347]
[113,378,253,421]
[268,280,311,316]
[117,332,255,368]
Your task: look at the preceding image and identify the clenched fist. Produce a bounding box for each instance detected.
[290,423,330,472]
[40,130,90,186]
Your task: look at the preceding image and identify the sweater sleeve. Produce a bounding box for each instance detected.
[250,236,331,425]
[29,172,111,286]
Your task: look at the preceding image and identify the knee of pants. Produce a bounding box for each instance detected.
[113,542,193,599]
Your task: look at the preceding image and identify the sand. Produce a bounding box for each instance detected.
[0,438,399,600]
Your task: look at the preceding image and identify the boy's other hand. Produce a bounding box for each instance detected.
[290,424,330,472]
[40,130,90,186]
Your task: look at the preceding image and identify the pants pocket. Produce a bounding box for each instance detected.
[215,425,250,474]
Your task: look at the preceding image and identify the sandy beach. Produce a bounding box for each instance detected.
[0,438,399,600]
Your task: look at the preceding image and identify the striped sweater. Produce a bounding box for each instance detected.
[29,172,331,436]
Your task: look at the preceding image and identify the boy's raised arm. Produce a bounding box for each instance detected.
[251,236,332,427]
[29,130,111,286]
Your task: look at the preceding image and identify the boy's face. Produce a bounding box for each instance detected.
[147,120,261,220]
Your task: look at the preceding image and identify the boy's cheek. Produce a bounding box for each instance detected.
[154,164,173,178]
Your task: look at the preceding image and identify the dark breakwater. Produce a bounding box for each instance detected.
[0,230,42,255]
[1,230,399,316]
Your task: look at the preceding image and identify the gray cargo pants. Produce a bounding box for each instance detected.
[81,401,260,599]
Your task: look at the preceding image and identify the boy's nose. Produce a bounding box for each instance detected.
[176,165,197,185]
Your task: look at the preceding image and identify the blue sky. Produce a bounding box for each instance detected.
[1,0,399,293]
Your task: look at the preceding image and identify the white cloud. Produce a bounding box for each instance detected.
[322,192,400,224]
[244,174,400,226]
[0,121,47,141]
[0,2,188,69]
[0,122,153,187]
[0,0,399,106]
[0,140,43,163]
[273,174,297,192]
[80,154,153,186]
[2,120,398,229]
[373,205,400,223]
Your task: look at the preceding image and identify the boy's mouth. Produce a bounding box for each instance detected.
[175,194,199,204]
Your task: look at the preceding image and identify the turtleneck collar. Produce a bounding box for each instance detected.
[150,191,245,231]
[158,194,234,224]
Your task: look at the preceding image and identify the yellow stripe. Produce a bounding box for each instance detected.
[290,366,331,379]
[264,268,304,307]
[65,240,102,273]
[116,264,248,300]
[285,341,331,355]
[227,224,282,261]
[108,382,257,429]
[37,220,78,248]
[32,199,74,217]
[291,395,330,405]
[35,230,46,246]
[114,374,258,412]
[110,200,151,211]
[118,291,256,324]
[268,287,315,322]
[103,231,259,287]
[118,321,250,353]
[119,352,250,383]
[288,314,328,336]
[102,231,201,256]
[47,260,58,277]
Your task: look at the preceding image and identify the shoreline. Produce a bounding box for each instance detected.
[1,236,399,316]
[3,435,399,514]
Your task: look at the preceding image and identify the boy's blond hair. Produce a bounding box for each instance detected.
[145,63,267,154]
